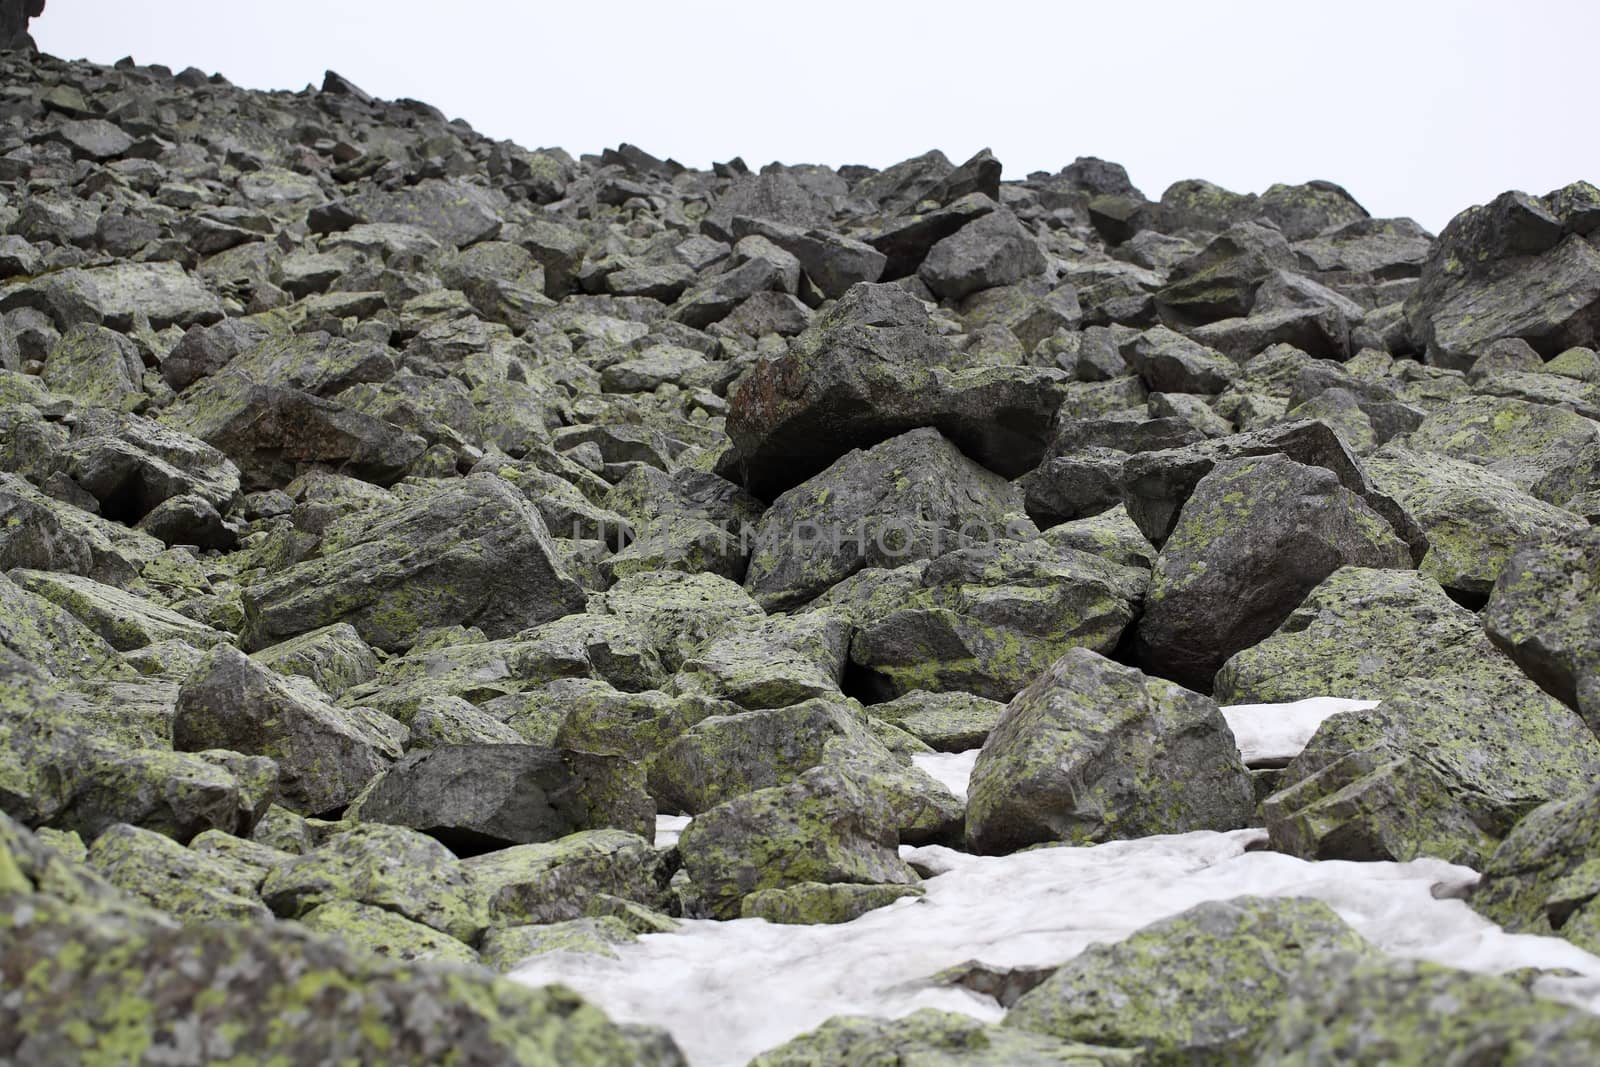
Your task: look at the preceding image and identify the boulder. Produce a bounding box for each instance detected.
[1402,394,1600,504]
[918,210,1047,300]
[1472,781,1600,954]
[965,649,1253,854]
[173,646,407,816]
[1136,453,1412,690]
[743,428,1034,610]
[1484,526,1600,724]
[464,829,673,926]
[85,822,272,924]
[241,474,585,653]
[752,1010,1129,1067]
[671,609,849,710]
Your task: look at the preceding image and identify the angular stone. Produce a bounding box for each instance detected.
[919,210,1046,301]
[1484,526,1600,723]
[86,822,271,924]
[465,829,672,926]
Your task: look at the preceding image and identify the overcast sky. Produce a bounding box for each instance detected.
[33,1,1599,234]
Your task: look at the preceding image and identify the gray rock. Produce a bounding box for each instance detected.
[919,210,1047,300]
[1484,525,1600,725]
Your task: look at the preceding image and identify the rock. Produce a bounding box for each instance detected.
[671,609,849,710]
[242,474,586,653]
[63,408,242,530]
[739,882,925,925]
[42,324,144,407]
[1155,221,1297,325]
[1119,419,1424,556]
[1135,453,1412,690]
[335,178,507,246]
[478,917,638,971]
[1122,326,1236,394]
[1038,504,1156,569]
[1472,781,1600,953]
[298,899,478,966]
[260,823,484,943]
[1363,444,1585,598]
[1484,526,1600,724]
[919,210,1046,300]
[464,829,672,926]
[730,218,887,298]
[867,690,1007,751]
[173,645,407,816]
[846,538,1146,701]
[1255,952,1600,1065]
[1006,897,1370,1063]
[744,428,1034,610]
[348,744,653,853]
[752,1009,1133,1067]
[3,836,659,1066]
[85,822,272,924]
[1258,180,1370,241]
[726,283,1070,498]
[677,763,919,919]
[1402,394,1600,504]
[591,569,764,672]
[671,258,783,329]
[2,261,224,332]
[8,570,228,652]
[965,649,1254,853]
[1405,190,1600,368]
[250,622,379,698]
[50,747,277,845]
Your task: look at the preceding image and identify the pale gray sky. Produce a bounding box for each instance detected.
[33,1,1599,234]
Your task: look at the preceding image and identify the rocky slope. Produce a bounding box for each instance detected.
[2,33,1600,1066]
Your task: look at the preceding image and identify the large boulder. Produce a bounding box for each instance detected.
[844,539,1147,701]
[743,428,1034,610]
[173,646,407,816]
[1401,394,1600,505]
[965,649,1254,854]
[1006,897,1369,1064]
[1404,187,1600,368]
[670,609,850,710]
[1472,781,1600,954]
[725,283,1070,498]
[1484,526,1600,724]
[242,474,586,653]
[1135,453,1412,690]
[918,210,1047,300]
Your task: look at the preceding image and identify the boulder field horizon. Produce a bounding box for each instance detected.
[2,39,1600,1067]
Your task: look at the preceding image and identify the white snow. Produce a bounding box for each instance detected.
[655,814,692,849]
[509,698,1600,1066]
[1222,696,1382,764]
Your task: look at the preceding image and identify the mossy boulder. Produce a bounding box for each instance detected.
[867,689,1007,751]
[0,571,127,681]
[743,427,1034,611]
[740,881,925,925]
[670,609,850,709]
[42,323,144,408]
[349,744,655,852]
[1363,444,1586,597]
[478,917,640,972]
[751,1008,1136,1067]
[1136,453,1412,690]
[589,569,765,673]
[85,822,272,924]
[464,829,673,927]
[965,648,1253,854]
[1038,504,1156,570]
[1472,781,1600,954]
[241,473,586,653]
[1484,525,1600,727]
[677,763,919,919]
[260,823,487,944]
[1402,394,1600,505]
[8,569,229,652]
[1254,951,1600,1065]
[552,684,725,762]
[173,645,406,816]
[250,621,379,697]
[1005,896,1371,1064]
[299,899,479,966]
[51,747,278,844]
[847,538,1147,701]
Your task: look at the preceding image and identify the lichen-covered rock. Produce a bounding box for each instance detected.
[349,744,654,852]
[299,899,479,966]
[1363,445,1586,598]
[250,621,379,697]
[1136,453,1411,690]
[479,917,640,971]
[1402,394,1600,505]
[260,823,486,943]
[1471,781,1600,954]
[1038,503,1156,570]
[464,829,672,927]
[589,570,765,673]
[42,323,144,408]
[0,571,126,681]
[918,209,1047,300]
[965,648,1253,854]
[739,881,925,925]
[743,427,1035,611]
[1007,897,1371,1064]
[0,472,165,586]
[8,569,229,652]
[85,822,272,924]
[847,538,1147,702]
[677,763,919,919]
[671,609,850,709]
[751,1009,1136,1067]
[1484,526,1600,726]
[1254,951,1600,1066]
[173,645,407,816]
[867,689,1007,751]
[242,474,586,652]
[50,747,278,844]
[726,283,1070,498]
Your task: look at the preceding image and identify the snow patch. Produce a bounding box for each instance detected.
[1222,696,1382,764]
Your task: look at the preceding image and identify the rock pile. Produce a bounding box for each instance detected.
[2,36,1599,1066]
